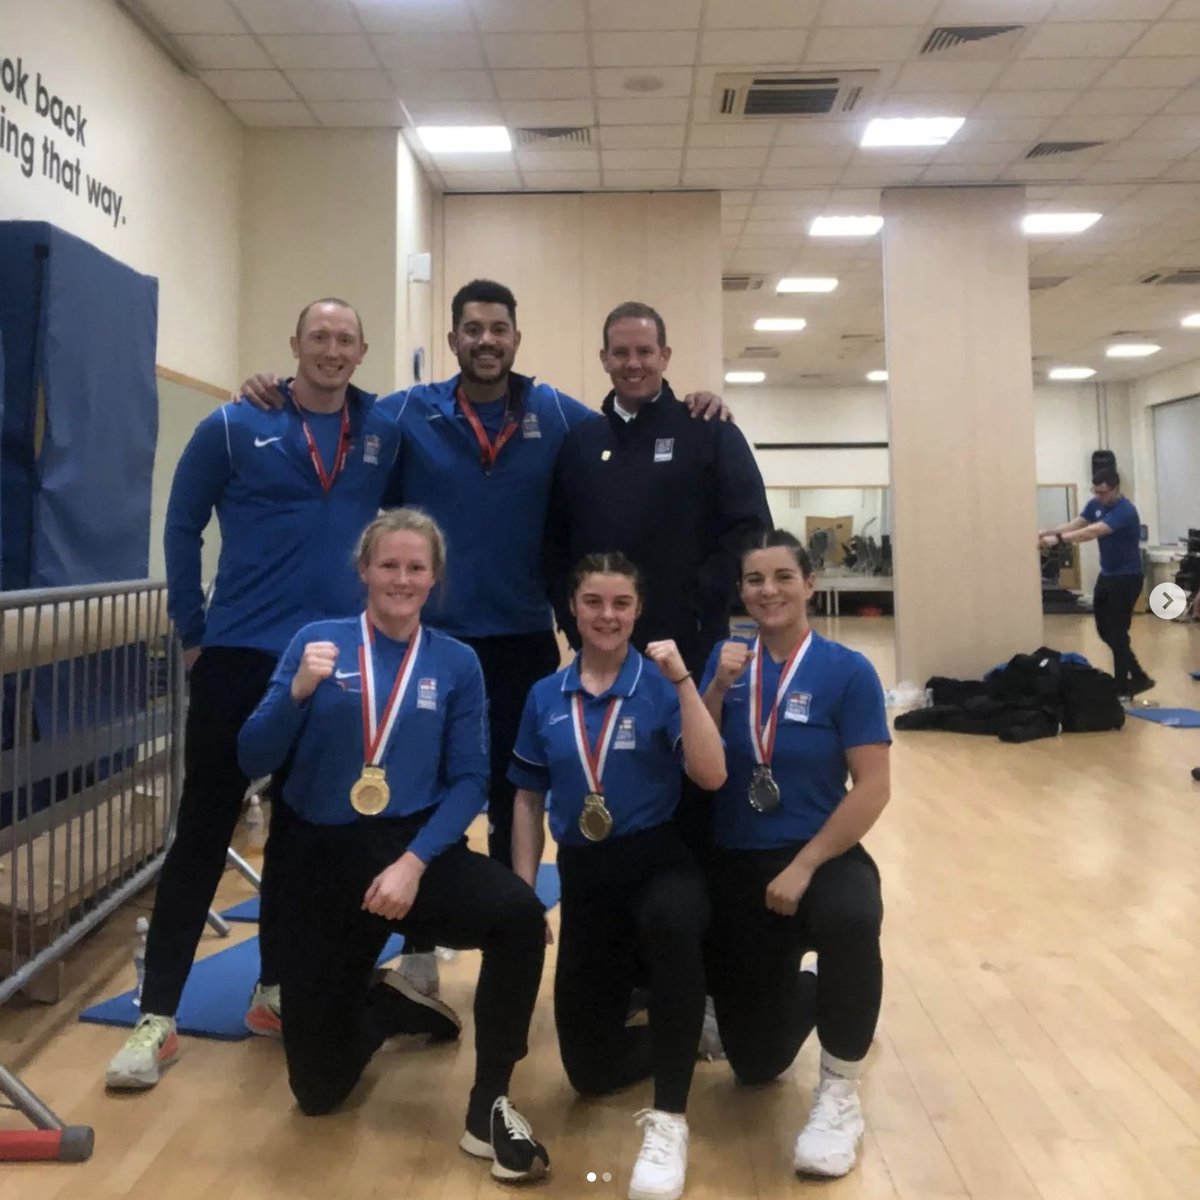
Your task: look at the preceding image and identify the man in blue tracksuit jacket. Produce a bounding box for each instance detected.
[105,298,401,1092]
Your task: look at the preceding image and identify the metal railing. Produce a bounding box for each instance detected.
[0,579,184,1162]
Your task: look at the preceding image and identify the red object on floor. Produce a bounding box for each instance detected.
[0,1127,94,1162]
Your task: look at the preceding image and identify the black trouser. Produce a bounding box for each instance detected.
[555,824,709,1114]
[277,810,546,1117]
[707,844,882,1087]
[463,630,561,866]
[1093,573,1146,691]
[141,647,282,1016]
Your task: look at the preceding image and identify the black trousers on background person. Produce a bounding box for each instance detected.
[463,630,561,866]
[555,823,709,1114]
[1092,573,1148,692]
[707,843,883,1087]
[275,811,546,1116]
[141,647,282,1016]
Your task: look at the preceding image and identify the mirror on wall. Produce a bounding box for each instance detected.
[1038,483,1080,593]
[766,487,892,577]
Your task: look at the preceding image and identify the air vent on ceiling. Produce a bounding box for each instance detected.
[1138,268,1200,286]
[722,273,766,292]
[1030,276,1069,292]
[741,346,781,359]
[513,126,592,147]
[1026,141,1105,159]
[839,333,884,345]
[919,24,1027,58]
[711,71,877,121]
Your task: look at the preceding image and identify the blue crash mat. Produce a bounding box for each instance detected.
[1126,707,1200,728]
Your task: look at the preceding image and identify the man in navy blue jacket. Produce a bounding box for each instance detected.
[106,298,401,1092]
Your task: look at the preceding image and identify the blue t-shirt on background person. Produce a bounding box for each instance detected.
[1081,495,1142,577]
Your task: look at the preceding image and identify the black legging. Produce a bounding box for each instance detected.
[276,810,546,1116]
[1093,573,1146,691]
[707,843,882,1086]
[555,823,709,1114]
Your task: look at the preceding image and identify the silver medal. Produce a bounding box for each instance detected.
[748,765,781,814]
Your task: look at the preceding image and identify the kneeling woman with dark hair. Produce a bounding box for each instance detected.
[510,552,726,1200]
[700,529,891,1180]
[238,508,550,1182]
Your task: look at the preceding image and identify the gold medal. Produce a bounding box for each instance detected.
[579,792,614,842]
[350,765,390,816]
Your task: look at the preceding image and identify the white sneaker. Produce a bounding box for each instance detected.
[792,1077,864,1177]
[696,996,725,1062]
[393,951,440,997]
[105,1014,179,1090]
[244,981,282,1038]
[629,1109,688,1200]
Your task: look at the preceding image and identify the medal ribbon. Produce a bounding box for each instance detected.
[748,631,813,768]
[358,613,422,767]
[571,693,623,795]
[457,386,521,470]
[300,402,351,493]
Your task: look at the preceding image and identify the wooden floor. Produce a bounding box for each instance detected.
[2,614,1198,1200]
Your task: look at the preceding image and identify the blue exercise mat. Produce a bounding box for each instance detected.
[1191,671,1200,681]
[1126,707,1200,728]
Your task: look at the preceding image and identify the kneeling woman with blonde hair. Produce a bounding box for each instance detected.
[238,508,550,1182]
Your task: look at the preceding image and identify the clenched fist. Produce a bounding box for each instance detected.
[645,639,687,683]
[291,641,339,702]
[712,640,752,691]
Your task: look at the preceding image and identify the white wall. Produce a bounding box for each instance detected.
[394,138,437,389]
[0,0,242,385]
[1131,357,1200,545]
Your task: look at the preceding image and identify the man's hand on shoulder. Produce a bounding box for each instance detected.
[682,391,733,423]
[231,373,288,411]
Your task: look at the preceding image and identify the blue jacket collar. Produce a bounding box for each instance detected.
[278,380,375,415]
[561,645,644,698]
[424,371,538,417]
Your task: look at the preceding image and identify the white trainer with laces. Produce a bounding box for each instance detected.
[792,1077,864,1177]
[105,1014,180,1090]
[629,1108,688,1200]
[393,951,440,997]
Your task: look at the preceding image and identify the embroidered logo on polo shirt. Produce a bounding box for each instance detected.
[653,438,674,463]
[613,716,637,750]
[417,678,438,710]
[363,434,381,465]
[784,692,811,723]
[522,412,541,439]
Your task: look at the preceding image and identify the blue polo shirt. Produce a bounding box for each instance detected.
[237,618,488,864]
[382,373,596,638]
[1081,495,1142,576]
[700,633,890,850]
[508,648,683,847]
[164,383,402,654]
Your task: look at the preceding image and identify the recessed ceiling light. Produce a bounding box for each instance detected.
[777,277,838,294]
[866,370,888,383]
[1181,313,1200,328]
[1105,343,1160,358]
[725,370,766,384]
[623,75,664,93]
[416,126,512,154]
[809,215,883,238]
[1048,366,1096,381]
[860,116,965,147]
[1021,212,1101,235]
[754,318,807,332]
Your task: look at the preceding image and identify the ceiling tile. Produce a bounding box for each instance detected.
[286,69,395,102]
[598,97,691,125]
[767,144,855,168]
[805,27,920,63]
[435,153,518,173]
[594,67,694,98]
[588,0,703,29]
[1162,88,1200,112]
[967,115,1053,141]
[1167,0,1200,14]
[260,34,377,69]
[353,0,474,32]
[391,69,495,102]
[1095,58,1200,88]
[761,166,844,187]
[374,33,487,70]
[502,99,595,126]
[894,61,1006,92]
[406,100,504,124]
[602,148,685,170]
[1020,23,1148,59]
[705,0,820,28]
[701,30,808,65]
[973,91,1079,117]
[311,100,406,126]
[493,69,593,100]
[1048,0,1174,18]
[932,140,1029,164]
[1041,115,1146,140]
[522,170,602,189]
[1083,160,1169,182]
[442,172,523,191]
[933,0,1055,18]
[1158,158,1200,179]
[838,163,925,185]
[1137,113,1200,137]
[920,163,1005,183]
[873,91,982,117]
[142,0,243,34]
[1129,21,1200,56]
[1067,89,1176,116]
[198,70,296,101]
[233,0,358,34]
[514,149,599,170]
[593,32,698,67]
[599,125,688,149]
[689,123,778,147]
[176,35,273,69]
[602,169,684,188]
[995,59,1110,91]
[686,147,771,169]
[471,0,585,31]
[814,0,939,23]
[1103,139,1198,161]
[773,121,860,148]
[227,100,315,125]
[484,33,589,69]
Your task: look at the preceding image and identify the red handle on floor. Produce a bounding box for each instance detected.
[0,1126,94,1162]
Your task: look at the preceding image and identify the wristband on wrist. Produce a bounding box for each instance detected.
[672,672,693,686]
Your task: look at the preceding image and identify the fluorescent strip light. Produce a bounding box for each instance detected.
[1181,313,1200,328]
[1021,212,1101,235]
[1105,343,1160,358]
[725,371,766,384]
[754,318,807,332]
[866,370,888,383]
[1048,366,1096,381]
[810,215,883,238]
[416,126,512,154]
[777,277,838,294]
[861,116,964,147]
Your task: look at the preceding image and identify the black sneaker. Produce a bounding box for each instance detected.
[460,1096,550,1182]
[1128,674,1156,697]
[1192,767,1200,782]
[370,973,461,1042]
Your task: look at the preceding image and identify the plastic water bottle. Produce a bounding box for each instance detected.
[245,794,266,848]
[133,916,149,1008]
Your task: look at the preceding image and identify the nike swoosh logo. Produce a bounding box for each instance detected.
[729,682,746,690]
[334,669,360,680]
[548,712,570,724]
[254,436,283,448]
